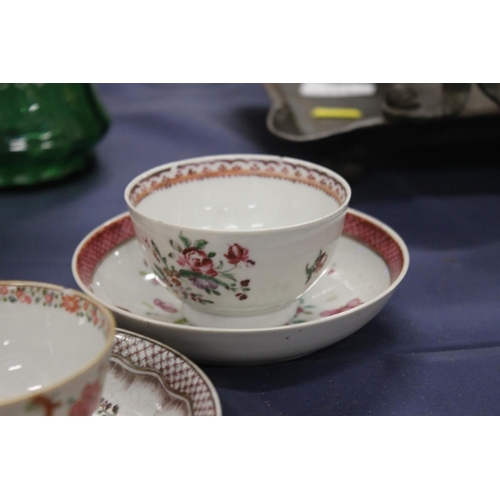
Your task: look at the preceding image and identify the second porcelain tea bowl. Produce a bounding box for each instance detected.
[125,154,351,328]
[0,281,115,416]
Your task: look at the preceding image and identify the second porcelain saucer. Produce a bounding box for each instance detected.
[95,328,221,416]
[72,209,409,365]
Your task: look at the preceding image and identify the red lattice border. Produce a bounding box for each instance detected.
[76,216,135,289]
[75,211,406,292]
[128,158,350,207]
[343,212,405,283]
[112,331,220,416]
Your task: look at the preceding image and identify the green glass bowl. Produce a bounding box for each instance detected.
[0,84,110,187]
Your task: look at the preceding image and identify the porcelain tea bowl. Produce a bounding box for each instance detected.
[125,154,351,329]
[0,281,115,416]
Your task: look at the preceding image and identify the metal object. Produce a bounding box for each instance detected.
[264,83,500,142]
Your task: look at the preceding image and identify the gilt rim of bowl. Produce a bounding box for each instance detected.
[124,154,352,235]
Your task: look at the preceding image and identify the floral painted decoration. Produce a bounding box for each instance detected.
[25,379,103,416]
[152,298,178,313]
[145,233,255,305]
[319,298,363,317]
[68,380,102,416]
[305,250,328,284]
[96,398,120,416]
[0,285,108,331]
[27,395,62,416]
[291,297,364,324]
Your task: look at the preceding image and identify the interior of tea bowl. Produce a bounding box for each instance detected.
[0,281,115,416]
[125,154,351,329]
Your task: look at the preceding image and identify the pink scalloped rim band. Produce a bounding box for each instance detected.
[128,159,349,207]
[75,212,405,289]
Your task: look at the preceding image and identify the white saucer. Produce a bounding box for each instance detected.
[95,328,222,416]
[73,209,409,365]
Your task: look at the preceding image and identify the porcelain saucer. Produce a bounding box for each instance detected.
[72,209,409,365]
[94,328,222,416]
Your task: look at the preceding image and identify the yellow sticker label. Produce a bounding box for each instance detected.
[311,107,363,119]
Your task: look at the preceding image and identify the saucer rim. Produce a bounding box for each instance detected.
[72,208,409,335]
[109,328,222,416]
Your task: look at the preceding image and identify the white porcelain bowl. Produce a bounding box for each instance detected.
[0,282,115,416]
[125,154,351,328]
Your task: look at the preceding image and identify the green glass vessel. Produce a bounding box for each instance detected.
[0,83,110,187]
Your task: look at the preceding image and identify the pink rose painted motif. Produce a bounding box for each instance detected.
[62,294,80,313]
[153,298,178,313]
[16,289,32,304]
[177,248,218,277]
[320,298,363,317]
[291,297,364,324]
[224,244,255,266]
[148,233,255,305]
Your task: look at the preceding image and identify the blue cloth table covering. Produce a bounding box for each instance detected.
[2,83,499,415]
